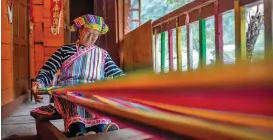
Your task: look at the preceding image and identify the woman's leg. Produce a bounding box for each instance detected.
[69,122,87,137]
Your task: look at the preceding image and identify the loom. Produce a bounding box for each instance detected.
[39,60,273,140]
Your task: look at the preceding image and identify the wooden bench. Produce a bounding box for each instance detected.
[32,114,152,140]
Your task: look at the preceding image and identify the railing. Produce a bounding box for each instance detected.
[151,0,272,73]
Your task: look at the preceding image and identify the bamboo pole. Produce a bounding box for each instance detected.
[234,0,247,63]
[176,19,183,71]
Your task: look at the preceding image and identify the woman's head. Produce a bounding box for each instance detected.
[69,14,109,46]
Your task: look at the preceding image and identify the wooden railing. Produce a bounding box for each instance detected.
[152,0,272,73]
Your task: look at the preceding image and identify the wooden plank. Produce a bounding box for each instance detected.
[199,18,206,67]
[234,0,247,63]
[1,29,12,44]
[1,88,14,106]
[44,47,59,57]
[69,128,151,140]
[168,30,174,71]
[44,37,64,46]
[1,44,12,60]
[33,5,43,23]
[1,93,29,120]
[264,0,273,59]
[34,22,43,42]
[36,121,68,140]
[120,21,153,72]
[214,0,224,65]
[35,44,44,62]
[2,135,37,140]
[1,60,13,90]
[161,32,166,73]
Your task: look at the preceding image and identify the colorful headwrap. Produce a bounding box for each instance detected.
[69,14,109,34]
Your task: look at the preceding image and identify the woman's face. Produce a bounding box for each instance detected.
[79,27,100,47]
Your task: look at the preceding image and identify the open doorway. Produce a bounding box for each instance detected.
[69,0,94,42]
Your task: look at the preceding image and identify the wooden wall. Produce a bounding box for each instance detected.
[1,0,14,106]
[94,0,120,66]
[30,0,65,77]
[120,20,153,72]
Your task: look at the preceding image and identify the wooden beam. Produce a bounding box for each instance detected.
[214,0,224,65]
[152,0,262,33]
[234,0,247,63]
[264,0,273,59]
[124,0,130,34]
[36,120,68,140]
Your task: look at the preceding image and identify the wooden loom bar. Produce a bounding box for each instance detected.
[234,0,247,63]
[199,17,206,67]
[55,61,273,116]
[130,99,273,130]
[214,0,224,65]
[161,32,166,72]
[176,21,182,71]
[168,29,174,71]
[264,0,273,59]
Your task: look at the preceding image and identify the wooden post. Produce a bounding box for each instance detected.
[199,18,206,67]
[264,0,273,59]
[153,29,158,72]
[168,29,174,71]
[176,25,182,71]
[161,32,166,73]
[186,14,192,71]
[234,0,247,63]
[63,0,70,44]
[214,0,224,65]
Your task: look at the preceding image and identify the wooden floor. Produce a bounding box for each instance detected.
[1,96,152,140]
[1,95,64,140]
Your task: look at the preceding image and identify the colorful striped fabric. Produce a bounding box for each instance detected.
[69,14,109,34]
[37,60,273,139]
[36,44,124,88]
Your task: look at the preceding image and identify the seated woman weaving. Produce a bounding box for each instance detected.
[31,14,125,137]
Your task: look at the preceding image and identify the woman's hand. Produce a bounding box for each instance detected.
[31,82,44,103]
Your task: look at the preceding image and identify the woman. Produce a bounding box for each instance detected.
[31,14,125,137]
